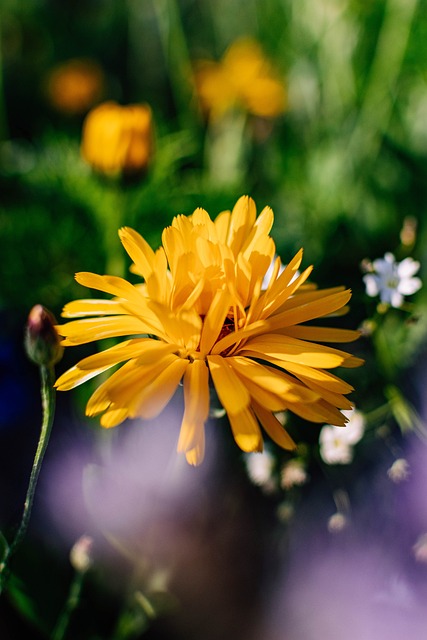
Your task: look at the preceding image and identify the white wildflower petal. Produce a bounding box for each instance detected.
[397,257,420,278]
[363,252,422,307]
[363,274,380,297]
[398,276,422,296]
[245,449,276,487]
[390,291,404,308]
[339,408,365,444]
[319,426,354,464]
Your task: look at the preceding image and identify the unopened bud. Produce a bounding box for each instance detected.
[70,535,94,572]
[413,533,427,563]
[25,305,64,366]
[327,512,348,533]
[400,216,417,247]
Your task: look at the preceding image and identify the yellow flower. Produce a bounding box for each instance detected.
[195,39,286,120]
[55,196,362,465]
[81,101,154,177]
[45,58,104,116]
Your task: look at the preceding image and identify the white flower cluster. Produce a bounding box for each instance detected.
[319,408,365,464]
[363,252,422,308]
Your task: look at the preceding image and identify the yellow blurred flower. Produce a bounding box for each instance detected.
[81,101,154,177]
[195,39,286,120]
[55,196,361,465]
[45,58,105,116]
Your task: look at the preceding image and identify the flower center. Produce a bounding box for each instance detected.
[386,277,399,290]
[216,316,235,343]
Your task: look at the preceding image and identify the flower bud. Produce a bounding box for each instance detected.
[327,512,348,533]
[81,101,154,178]
[25,305,64,366]
[70,535,94,572]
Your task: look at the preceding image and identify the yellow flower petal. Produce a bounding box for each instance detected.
[178,360,209,459]
[55,364,113,391]
[251,401,296,450]
[227,355,290,391]
[279,361,354,394]
[207,354,250,415]
[241,205,274,261]
[227,195,257,256]
[75,272,145,304]
[185,440,205,466]
[227,406,263,452]
[240,334,347,368]
[213,209,231,243]
[118,226,157,280]
[264,289,352,331]
[130,356,189,419]
[57,316,150,345]
[283,326,361,343]
[62,299,126,318]
[100,407,129,428]
[78,339,177,371]
[199,288,233,355]
[289,399,348,425]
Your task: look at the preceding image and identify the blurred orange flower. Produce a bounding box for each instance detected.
[45,58,105,116]
[81,101,154,177]
[194,39,286,120]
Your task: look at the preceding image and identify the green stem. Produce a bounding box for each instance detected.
[0,11,9,141]
[51,570,86,640]
[150,0,199,133]
[349,0,418,160]
[103,187,127,277]
[0,365,56,592]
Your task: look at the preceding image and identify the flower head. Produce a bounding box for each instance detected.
[55,196,362,465]
[362,252,422,308]
[45,58,105,116]
[319,408,365,464]
[280,459,308,490]
[387,458,410,483]
[194,39,286,120]
[81,101,154,177]
[245,449,276,491]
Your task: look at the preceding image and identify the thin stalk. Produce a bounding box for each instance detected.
[0,365,56,593]
[349,0,418,160]
[0,11,9,141]
[51,570,86,640]
[93,185,127,278]
[151,0,200,132]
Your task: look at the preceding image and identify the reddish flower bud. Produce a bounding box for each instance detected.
[25,305,64,367]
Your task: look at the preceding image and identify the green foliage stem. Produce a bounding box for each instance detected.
[0,365,56,594]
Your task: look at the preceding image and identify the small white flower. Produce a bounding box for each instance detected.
[327,512,348,533]
[281,459,308,490]
[319,408,365,464]
[245,449,276,491]
[363,252,422,308]
[387,458,410,483]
